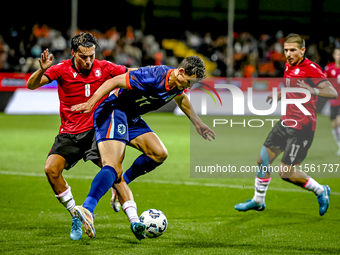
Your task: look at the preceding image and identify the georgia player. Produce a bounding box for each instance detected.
[235,33,338,216]
[27,32,144,240]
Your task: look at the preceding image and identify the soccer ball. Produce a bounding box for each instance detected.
[139,209,168,238]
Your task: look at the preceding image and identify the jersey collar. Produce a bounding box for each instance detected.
[165,69,175,91]
[71,58,78,71]
[298,57,306,66]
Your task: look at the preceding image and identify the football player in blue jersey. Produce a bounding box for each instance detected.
[71,56,215,240]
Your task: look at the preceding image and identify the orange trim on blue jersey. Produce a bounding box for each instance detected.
[125,71,132,90]
[106,111,114,138]
[165,69,175,91]
[176,91,184,96]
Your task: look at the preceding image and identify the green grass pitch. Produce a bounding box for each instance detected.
[0,113,339,254]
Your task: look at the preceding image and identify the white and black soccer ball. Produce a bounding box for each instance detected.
[139,209,168,238]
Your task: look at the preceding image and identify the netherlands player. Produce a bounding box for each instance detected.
[235,34,338,215]
[324,47,340,156]
[71,56,215,239]
[26,32,142,240]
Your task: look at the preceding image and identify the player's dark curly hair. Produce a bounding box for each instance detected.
[71,32,99,52]
[178,56,206,80]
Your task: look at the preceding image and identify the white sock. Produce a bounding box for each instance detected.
[122,200,139,224]
[55,187,76,216]
[303,178,324,195]
[253,177,271,204]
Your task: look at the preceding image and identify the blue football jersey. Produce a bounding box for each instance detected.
[106,65,184,118]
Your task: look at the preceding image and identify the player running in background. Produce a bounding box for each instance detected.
[235,34,338,215]
[324,47,340,156]
[71,56,215,239]
[26,32,141,240]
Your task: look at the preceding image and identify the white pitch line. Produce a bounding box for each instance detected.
[1,170,339,195]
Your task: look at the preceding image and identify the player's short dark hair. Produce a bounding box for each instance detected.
[71,32,99,52]
[178,56,206,80]
[285,33,305,48]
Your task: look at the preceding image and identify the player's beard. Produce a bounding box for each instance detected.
[81,63,92,75]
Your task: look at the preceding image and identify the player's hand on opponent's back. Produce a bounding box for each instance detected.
[196,122,215,141]
[71,102,92,114]
[39,49,53,71]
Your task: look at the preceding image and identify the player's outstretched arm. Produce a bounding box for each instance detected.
[174,93,215,141]
[71,73,128,113]
[297,80,338,98]
[27,49,53,90]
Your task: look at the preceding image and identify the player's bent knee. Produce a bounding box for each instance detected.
[104,163,123,177]
[148,148,168,163]
[156,149,168,162]
[44,155,67,180]
[154,152,168,163]
[44,164,63,180]
[115,167,123,177]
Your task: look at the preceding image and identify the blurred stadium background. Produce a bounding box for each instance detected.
[1,1,340,254]
[1,0,340,75]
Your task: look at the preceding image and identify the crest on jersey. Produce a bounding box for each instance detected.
[118,124,126,135]
[332,70,336,76]
[73,72,78,78]
[294,68,300,75]
[303,140,308,147]
[95,69,101,78]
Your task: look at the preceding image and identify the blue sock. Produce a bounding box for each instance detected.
[83,165,118,214]
[257,146,270,178]
[123,154,162,184]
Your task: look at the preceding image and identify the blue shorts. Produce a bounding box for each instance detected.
[94,106,153,144]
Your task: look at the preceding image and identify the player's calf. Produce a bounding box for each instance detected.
[123,154,163,184]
